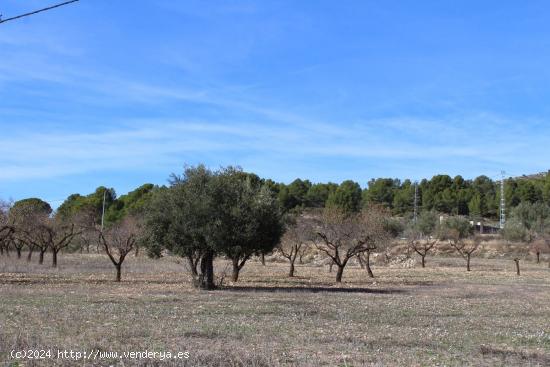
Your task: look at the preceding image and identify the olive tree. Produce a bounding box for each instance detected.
[508,203,550,266]
[146,165,216,289]
[211,169,284,282]
[146,165,283,289]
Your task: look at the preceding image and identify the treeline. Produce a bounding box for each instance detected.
[51,172,550,226]
[268,173,550,219]
[1,165,550,288]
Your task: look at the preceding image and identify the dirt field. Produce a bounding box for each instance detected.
[0,252,549,366]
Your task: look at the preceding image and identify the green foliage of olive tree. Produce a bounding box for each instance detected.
[506,202,550,265]
[209,168,285,282]
[502,218,528,242]
[145,165,284,289]
[510,202,550,234]
[146,165,216,288]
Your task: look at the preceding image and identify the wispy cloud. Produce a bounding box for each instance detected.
[1,0,549,193]
[1,111,547,182]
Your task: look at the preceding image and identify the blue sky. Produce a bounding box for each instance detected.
[1,0,550,207]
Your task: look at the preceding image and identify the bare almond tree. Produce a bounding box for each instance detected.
[33,224,51,265]
[0,200,14,256]
[12,238,26,259]
[7,199,53,263]
[406,229,438,268]
[33,216,80,267]
[356,206,392,278]
[9,202,39,261]
[530,238,545,264]
[278,215,313,277]
[99,217,140,282]
[448,231,481,271]
[72,207,99,253]
[314,206,391,282]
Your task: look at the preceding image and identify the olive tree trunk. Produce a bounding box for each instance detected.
[198,251,215,290]
[232,258,240,282]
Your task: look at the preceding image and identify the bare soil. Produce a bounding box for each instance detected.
[0,252,549,366]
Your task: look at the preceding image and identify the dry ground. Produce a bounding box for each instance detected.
[0,252,549,366]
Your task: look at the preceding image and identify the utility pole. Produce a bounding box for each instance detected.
[413,181,418,223]
[499,171,506,229]
[101,190,106,232]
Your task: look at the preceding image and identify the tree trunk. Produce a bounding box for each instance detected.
[421,254,426,268]
[52,250,58,268]
[198,251,215,290]
[115,264,122,282]
[357,254,365,269]
[466,254,471,271]
[39,249,46,264]
[16,248,22,259]
[514,258,520,276]
[0,246,3,256]
[536,251,540,264]
[365,250,374,278]
[260,253,265,266]
[289,261,295,277]
[231,258,240,282]
[335,264,345,283]
[187,256,198,278]
[27,247,34,262]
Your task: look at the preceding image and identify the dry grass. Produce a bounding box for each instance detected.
[0,251,549,366]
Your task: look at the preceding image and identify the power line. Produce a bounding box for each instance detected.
[0,0,79,25]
